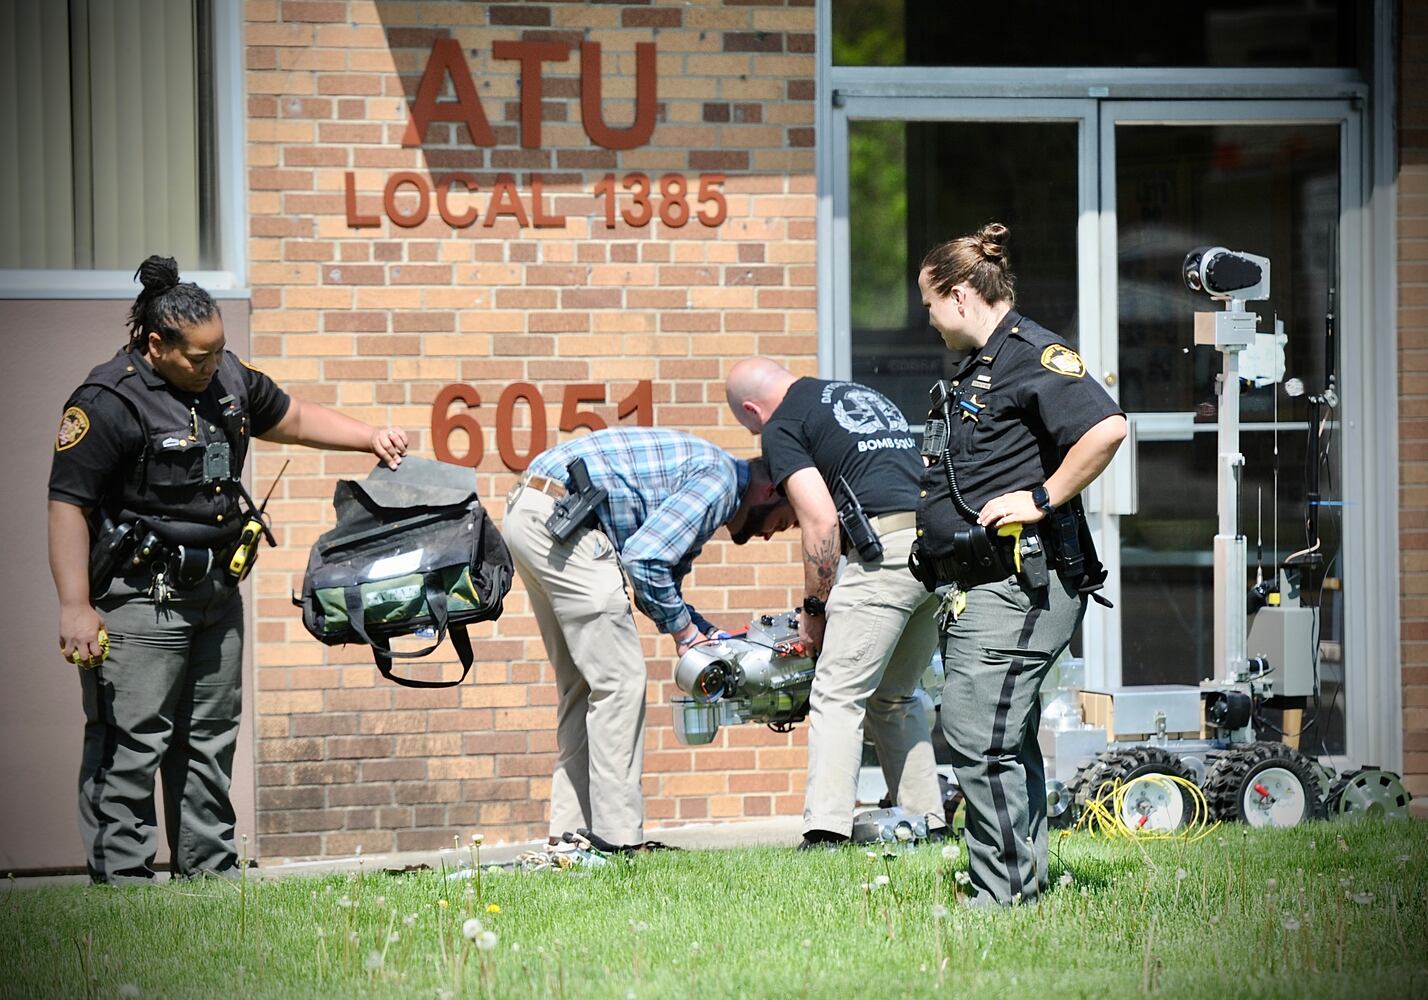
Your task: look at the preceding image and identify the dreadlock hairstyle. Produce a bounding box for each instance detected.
[920,222,1016,307]
[125,255,219,352]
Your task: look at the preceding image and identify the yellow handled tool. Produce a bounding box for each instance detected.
[227,460,289,582]
[997,521,1024,573]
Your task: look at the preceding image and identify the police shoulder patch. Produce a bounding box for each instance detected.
[56,406,90,451]
[1039,344,1086,378]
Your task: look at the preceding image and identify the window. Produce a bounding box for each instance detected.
[0,0,220,272]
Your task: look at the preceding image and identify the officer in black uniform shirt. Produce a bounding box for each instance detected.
[909,224,1126,904]
[726,359,947,849]
[49,255,408,883]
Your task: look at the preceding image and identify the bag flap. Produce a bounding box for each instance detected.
[342,456,477,513]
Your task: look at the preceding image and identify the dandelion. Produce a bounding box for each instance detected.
[347,931,359,944]
[931,903,950,920]
[1059,872,1074,888]
[1282,916,1301,932]
[1079,886,1089,898]
[471,833,484,845]
[336,896,354,908]
[364,949,382,972]
[1175,868,1188,882]
[462,918,484,940]
[874,874,890,887]
[865,851,877,861]
[1308,840,1317,850]
[403,913,417,927]
[118,986,140,998]
[631,920,650,934]
[941,843,959,862]
[1266,878,1278,892]
[954,871,971,886]
[387,931,400,944]
[374,895,385,907]
[438,899,449,910]
[1209,914,1221,926]
[1011,892,1023,906]
[802,939,813,950]
[1349,891,1374,906]
[511,942,521,953]
[316,928,326,939]
[1396,854,1410,865]
[487,903,501,914]
[476,930,498,952]
[690,942,701,955]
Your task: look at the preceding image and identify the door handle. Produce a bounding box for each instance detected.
[1106,415,1139,516]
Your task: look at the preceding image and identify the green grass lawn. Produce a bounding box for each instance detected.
[3,820,1426,999]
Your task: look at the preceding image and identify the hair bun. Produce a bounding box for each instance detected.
[135,255,180,294]
[975,222,1010,262]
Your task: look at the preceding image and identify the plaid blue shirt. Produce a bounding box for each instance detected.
[527,428,749,635]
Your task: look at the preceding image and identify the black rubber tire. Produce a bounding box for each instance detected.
[1068,746,1198,830]
[1325,767,1413,819]
[1203,741,1327,826]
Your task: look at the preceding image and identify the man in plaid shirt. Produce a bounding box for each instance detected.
[504,427,794,852]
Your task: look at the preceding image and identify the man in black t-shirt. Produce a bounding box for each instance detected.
[726,358,947,849]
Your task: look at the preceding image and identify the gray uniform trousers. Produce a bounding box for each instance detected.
[804,525,946,837]
[81,568,244,884]
[941,569,1084,904]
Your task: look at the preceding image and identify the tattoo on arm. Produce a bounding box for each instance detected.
[803,531,840,599]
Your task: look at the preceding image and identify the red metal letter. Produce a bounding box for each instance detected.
[402,38,495,148]
[492,40,571,150]
[482,174,531,228]
[580,41,657,151]
[344,171,381,228]
[384,171,431,228]
[530,176,566,228]
[435,173,479,228]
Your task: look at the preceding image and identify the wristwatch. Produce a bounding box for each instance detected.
[1032,485,1056,516]
[801,595,826,617]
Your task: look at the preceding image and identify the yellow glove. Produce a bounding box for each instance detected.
[72,627,109,669]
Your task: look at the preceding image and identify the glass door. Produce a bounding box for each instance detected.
[1098,101,1359,754]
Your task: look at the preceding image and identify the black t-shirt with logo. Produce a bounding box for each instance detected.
[917,311,1123,545]
[761,377,922,516]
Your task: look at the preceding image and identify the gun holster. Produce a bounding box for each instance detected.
[545,457,608,544]
[89,517,137,598]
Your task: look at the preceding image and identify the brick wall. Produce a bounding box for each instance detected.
[1400,4,1428,814]
[245,0,817,857]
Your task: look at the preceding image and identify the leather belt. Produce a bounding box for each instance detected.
[522,475,567,500]
[869,511,917,535]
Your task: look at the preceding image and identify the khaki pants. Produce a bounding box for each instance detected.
[803,526,945,837]
[82,569,244,884]
[503,487,647,846]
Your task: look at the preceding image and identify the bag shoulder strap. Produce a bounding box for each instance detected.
[340,574,477,688]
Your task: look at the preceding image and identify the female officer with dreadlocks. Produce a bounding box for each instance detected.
[910,224,1126,905]
[48,255,408,884]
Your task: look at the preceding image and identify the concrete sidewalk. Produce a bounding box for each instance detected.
[257,815,805,879]
[12,816,804,888]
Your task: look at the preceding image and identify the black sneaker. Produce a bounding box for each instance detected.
[797,829,850,851]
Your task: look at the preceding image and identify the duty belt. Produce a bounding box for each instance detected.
[841,510,917,556]
[924,524,1049,589]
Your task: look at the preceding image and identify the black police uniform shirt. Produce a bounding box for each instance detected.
[761,377,922,516]
[49,349,290,528]
[917,310,1122,538]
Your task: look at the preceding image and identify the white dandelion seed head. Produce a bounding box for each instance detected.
[1282,916,1301,932]
[462,918,483,940]
[387,931,400,943]
[859,882,873,892]
[1011,892,1023,906]
[690,941,701,954]
[476,930,498,952]
[630,920,650,934]
[347,931,359,944]
[310,890,318,901]
[404,913,417,927]
[1397,855,1410,864]
[1079,886,1089,898]
[510,942,521,953]
[1059,872,1074,887]
[1175,868,1188,881]
[118,985,140,998]
[874,874,890,887]
[954,871,971,886]
[1209,914,1221,926]
[931,903,950,920]
[375,896,385,907]
[337,896,354,909]
[324,885,334,895]
[1350,891,1374,906]
[316,927,326,939]
[865,851,877,861]
[364,949,383,972]
[625,991,635,1000]
[1265,878,1278,892]
[941,844,959,862]
[471,833,484,845]
[1308,840,1316,850]
[802,938,813,950]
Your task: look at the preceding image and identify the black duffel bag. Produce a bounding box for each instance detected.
[295,456,512,687]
